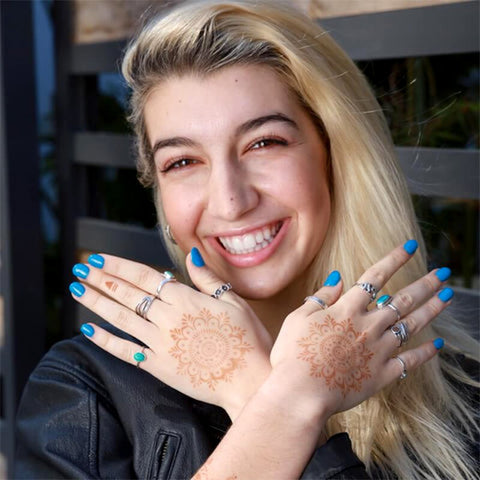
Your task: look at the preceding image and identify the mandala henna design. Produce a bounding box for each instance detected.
[169,308,253,390]
[297,315,373,397]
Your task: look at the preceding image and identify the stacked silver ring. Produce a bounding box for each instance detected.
[211,283,232,299]
[155,271,176,299]
[394,355,408,380]
[135,296,154,319]
[354,282,378,302]
[391,322,409,347]
[304,296,328,310]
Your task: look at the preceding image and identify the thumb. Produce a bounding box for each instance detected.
[186,247,238,305]
[302,270,343,315]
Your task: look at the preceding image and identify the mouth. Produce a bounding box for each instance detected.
[216,221,283,255]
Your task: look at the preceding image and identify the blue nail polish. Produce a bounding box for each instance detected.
[191,247,205,267]
[88,254,104,269]
[435,267,451,282]
[72,263,90,279]
[69,282,85,297]
[403,239,418,255]
[80,324,94,337]
[433,338,444,350]
[438,287,454,303]
[323,270,341,287]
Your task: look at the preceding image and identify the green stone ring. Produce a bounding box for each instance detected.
[134,348,147,368]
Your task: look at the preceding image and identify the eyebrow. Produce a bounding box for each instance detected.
[150,112,298,157]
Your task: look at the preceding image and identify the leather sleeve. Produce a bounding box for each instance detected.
[15,359,134,479]
[301,433,370,479]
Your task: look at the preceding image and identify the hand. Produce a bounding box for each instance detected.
[70,250,272,419]
[270,241,450,418]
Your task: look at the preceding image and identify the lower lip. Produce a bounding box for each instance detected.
[207,219,290,268]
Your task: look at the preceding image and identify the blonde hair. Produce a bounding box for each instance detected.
[122,1,479,477]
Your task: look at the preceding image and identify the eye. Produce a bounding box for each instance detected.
[249,137,288,151]
[160,158,199,173]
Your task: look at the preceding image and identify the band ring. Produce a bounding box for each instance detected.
[387,303,401,322]
[304,296,328,310]
[155,271,176,299]
[394,355,407,380]
[354,282,378,302]
[135,296,155,319]
[390,321,409,347]
[211,283,232,299]
[134,346,147,368]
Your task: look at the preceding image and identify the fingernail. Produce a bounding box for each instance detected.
[72,263,90,279]
[438,287,454,302]
[323,270,341,286]
[69,282,85,297]
[88,254,104,269]
[80,324,94,337]
[191,247,205,267]
[435,267,451,282]
[403,239,418,255]
[433,337,444,350]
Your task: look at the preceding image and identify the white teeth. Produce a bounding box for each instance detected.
[218,222,282,255]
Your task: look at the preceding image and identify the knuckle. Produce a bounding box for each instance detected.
[422,275,437,295]
[120,285,136,303]
[396,292,414,310]
[403,315,416,334]
[136,268,154,287]
[115,310,130,329]
[426,300,441,318]
[367,268,386,286]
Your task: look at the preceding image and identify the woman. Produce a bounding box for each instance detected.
[16,1,478,478]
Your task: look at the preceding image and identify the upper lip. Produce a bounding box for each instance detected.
[209,219,284,238]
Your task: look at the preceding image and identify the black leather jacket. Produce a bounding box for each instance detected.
[15,327,369,479]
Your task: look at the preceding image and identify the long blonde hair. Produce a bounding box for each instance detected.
[122,1,478,477]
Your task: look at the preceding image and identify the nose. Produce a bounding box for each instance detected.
[206,159,259,221]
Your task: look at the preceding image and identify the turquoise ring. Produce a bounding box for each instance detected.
[134,347,147,368]
[376,294,393,309]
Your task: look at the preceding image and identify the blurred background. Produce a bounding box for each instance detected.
[1,0,478,477]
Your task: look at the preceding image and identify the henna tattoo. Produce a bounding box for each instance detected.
[297,315,373,397]
[105,281,118,292]
[169,308,253,390]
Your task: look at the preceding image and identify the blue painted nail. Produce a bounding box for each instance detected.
[80,324,94,337]
[433,338,444,350]
[72,263,90,279]
[403,239,418,255]
[191,247,205,267]
[438,287,454,302]
[69,282,85,297]
[88,254,104,269]
[435,267,451,282]
[323,270,341,287]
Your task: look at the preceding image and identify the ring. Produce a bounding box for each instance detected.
[387,303,401,322]
[390,322,409,347]
[394,355,407,380]
[211,283,232,299]
[376,294,401,321]
[155,271,176,299]
[304,296,328,310]
[134,346,147,368]
[135,296,155,319]
[354,282,378,302]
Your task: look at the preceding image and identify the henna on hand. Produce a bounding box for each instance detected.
[169,308,253,390]
[297,315,373,397]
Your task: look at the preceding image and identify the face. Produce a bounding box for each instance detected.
[144,65,331,300]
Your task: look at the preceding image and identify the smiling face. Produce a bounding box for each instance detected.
[144,65,331,300]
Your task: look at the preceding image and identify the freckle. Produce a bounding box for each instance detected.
[234,79,238,83]
[230,197,234,202]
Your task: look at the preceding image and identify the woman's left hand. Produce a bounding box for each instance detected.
[70,251,272,420]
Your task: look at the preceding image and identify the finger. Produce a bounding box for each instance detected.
[383,288,453,349]
[372,267,452,331]
[80,322,156,371]
[384,337,443,385]
[300,270,343,315]
[70,281,158,342]
[344,239,419,310]
[185,247,242,307]
[85,253,183,304]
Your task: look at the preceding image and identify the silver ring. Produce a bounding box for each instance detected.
[135,296,154,319]
[390,322,409,347]
[155,271,176,299]
[394,355,407,380]
[354,282,378,302]
[304,296,328,310]
[387,303,401,322]
[211,283,232,299]
[376,294,393,309]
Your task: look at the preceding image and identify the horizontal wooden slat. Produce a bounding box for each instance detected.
[396,147,479,199]
[76,217,171,266]
[70,2,478,74]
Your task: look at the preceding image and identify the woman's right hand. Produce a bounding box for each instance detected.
[270,240,451,419]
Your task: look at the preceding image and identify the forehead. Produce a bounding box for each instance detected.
[143,65,303,141]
